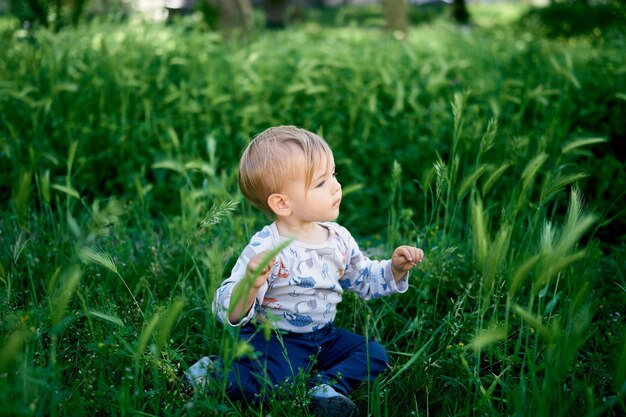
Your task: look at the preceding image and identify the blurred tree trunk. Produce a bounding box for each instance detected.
[452,0,470,24]
[24,0,48,26]
[17,0,91,29]
[266,0,289,29]
[210,0,253,32]
[71,0,89,26]
[383,0,408,34]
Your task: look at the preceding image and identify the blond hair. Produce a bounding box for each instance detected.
[238,126,333,218]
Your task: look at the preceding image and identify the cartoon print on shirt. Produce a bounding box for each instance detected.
[322,303,332,318]
[312,289,329,300]
[305,247,337,260]
[337,250,349,278]
[217,286,228,308]
[338,277,351,289]
[262,297,282,309]
[215,222,409,333]
[295,299,317,313]
[278,260,289,279]
[321,263,329,279]
[242,246,257,261]
[256,230,271,239]
[296,257,314,275]
[339,263,365,289]
[284,312,313,327]
[289,276,316,288]
[379,267,388,291]
[354,267,368,289]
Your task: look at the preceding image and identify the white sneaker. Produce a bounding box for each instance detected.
[184,356,215,391]
[308,384,360,417]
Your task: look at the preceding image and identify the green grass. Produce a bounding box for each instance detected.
[1,5,625,417]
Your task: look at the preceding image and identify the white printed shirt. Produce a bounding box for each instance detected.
[214,222,409,333]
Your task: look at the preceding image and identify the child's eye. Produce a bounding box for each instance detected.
[315,181,326,188]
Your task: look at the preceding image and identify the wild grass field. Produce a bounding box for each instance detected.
[1,3,625,416]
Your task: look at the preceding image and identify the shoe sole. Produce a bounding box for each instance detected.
[309,395,360,417]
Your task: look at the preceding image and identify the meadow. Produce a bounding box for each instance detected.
[0,3,625,416]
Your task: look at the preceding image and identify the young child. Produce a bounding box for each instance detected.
[185,126,424,416]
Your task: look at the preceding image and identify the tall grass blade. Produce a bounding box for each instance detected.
[535,250,587,291]
[458,164,486,199]
[50,265,82,327]
[469,325,507,352]
[509,254,540,298]
[78,246,119,274]
[451,91,467,152]
[13,171,31,227]
[550,54,581,89]
[89,199,125,238]
[555,188,596,257]
[184,160,214,176]
[481,224,511,315]
[199,200,239,229]
[66,209,82,238]
[539,171,589,206]
[152,159,185,174]
[40,169,51,204]
[388,160,403,247]
[561,137,607,154]
[167,127,180,151]
[52,184,81,200]
[77,245,144,319]
[135,311,161,360]
[0,330,30,373]
[391,81,405,116]
[341,183,364,197]
[471,197,488,266]
[481,162,511,197]
[47,266,63,295]
[86,309,125,327]
[540,220,555,254]
[479,369,507,403]
[384,324,442,385]
[434,158,448,201]
[521,152,548,191]
[67,141,78,178]
[229,241,291,317]
[206,135,218,174]
[479,117,498,157]
[154,297,185,355]
[512,304,553,341]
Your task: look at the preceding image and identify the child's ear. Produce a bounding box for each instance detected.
[267,193,291,217]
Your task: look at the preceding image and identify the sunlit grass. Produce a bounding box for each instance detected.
[0,9,625,417]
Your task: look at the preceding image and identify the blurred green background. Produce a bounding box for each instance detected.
[1,1,625,416]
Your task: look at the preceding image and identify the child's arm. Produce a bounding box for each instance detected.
[228,251,274,324]
[333,223,421,299]
[213,226,278,327]
[391,245,424,282]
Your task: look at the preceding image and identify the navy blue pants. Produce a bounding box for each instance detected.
[225,324,390,401]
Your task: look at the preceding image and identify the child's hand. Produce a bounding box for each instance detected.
[391,246,424,281]
[247,251,275,289]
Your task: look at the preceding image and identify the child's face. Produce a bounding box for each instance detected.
[281,151,342,223]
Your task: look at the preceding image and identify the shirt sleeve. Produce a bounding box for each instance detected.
[337,226,409,300]
[212,228,276,327]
